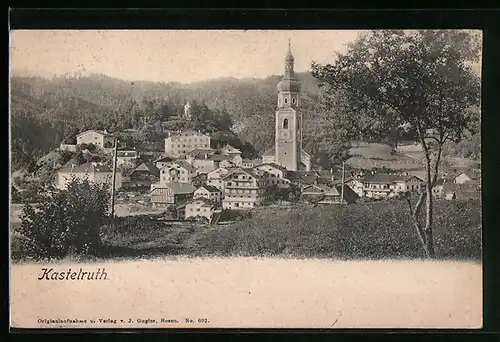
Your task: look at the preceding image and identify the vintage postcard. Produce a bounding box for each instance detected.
[9,29,482,329]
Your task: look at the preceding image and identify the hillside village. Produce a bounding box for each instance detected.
[11,43,481,226]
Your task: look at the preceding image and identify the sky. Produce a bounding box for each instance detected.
[9,30,361,83]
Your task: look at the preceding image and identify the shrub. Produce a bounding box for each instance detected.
[18,178,110,261]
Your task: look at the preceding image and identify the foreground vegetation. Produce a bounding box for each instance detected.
[11,198,481,262]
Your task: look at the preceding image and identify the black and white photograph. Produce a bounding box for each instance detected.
[9,28,482,329]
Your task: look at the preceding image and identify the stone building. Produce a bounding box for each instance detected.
[261,40,311,172]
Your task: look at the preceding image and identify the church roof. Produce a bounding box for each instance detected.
[262,146,275,156]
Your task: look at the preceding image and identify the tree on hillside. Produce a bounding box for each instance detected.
[19,178,110,260]
[312,30,481,258]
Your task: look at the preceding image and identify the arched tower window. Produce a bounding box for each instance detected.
[292,97,296,105]
[284,97,288,104]
[283,118,289,129]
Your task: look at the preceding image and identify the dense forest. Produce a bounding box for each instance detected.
[10,71,481,173]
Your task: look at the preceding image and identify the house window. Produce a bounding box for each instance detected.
[283,118,289,129]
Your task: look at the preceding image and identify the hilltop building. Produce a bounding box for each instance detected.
[164,130,211,157]
[262,40,311,172]
[76,130,115,150]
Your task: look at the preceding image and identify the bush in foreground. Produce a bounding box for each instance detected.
[15,179,110,261]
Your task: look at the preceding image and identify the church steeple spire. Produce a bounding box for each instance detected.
[277,40,301,97]
[284,39,295,76]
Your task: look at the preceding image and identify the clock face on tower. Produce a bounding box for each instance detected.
[280,130,290,139]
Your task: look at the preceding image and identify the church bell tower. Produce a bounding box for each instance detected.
[275,39,302,171]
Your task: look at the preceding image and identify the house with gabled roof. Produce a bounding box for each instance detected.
[150,182,196,208]
[194,185,223,203]
[453,171,480,185]
[129,162,160,188]
[300,183,359,205]
[159,160,197,184]
[206,167,232,193]
[56,162,122,191]
[253,163,292,189]
[116,149,139,167]
[221,167,268,210]
[76,130,114,150]
[241,158,262,168]
[185,198,217,222]
[220,144,242,156]
[361,173,424,199]
[153,155,175,169]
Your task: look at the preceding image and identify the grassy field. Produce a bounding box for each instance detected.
[10,198,481,262]
[347,142,424,170]
[347,141,478,172]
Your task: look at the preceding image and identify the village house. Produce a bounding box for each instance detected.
[241,158,262,168]
[164,130,211,157]
[76,130,114,150]
[432,178,446,198]
[220,144,242,156]
[153,156,175,170]
[186,153,220,174]
[346,177,364,197]
[128,162,160,188]
[219,160,236,168]
[159,161,197,184]
[185,198,216,222]
[222,168,268,210]
[150,182,197,208]
[206,167,232,194]
[193,185,223,203]
[301,183,359,205]
[453,171,480,185]
[56,162,122,191]
[116,149,139,167]
[294,171,320,187]
[361,173,424,199]
[253,163,291,189]
[192,173,208,188]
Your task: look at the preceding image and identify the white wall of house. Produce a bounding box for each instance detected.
[185,202,213,221]
[56,171,122,191]
[76,131,114,149]
[194,188,222,202]
[165,133,211,157]
[159,164,195,184]
[454,173,472,184]
[59,143,77,152]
